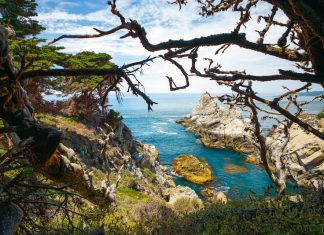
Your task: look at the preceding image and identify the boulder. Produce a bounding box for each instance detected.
[172,154,213,184]
[211,192,228,204]
[0,202,23,235]
[201,187,214,197]
[244,155,258,164]
[167,186,202,208]
[200,188,228,204]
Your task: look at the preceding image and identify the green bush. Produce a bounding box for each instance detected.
[317,108,324,119]
[156,192,324,235]
[107,109,123,127]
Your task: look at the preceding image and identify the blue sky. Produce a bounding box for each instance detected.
[35,0,321,93]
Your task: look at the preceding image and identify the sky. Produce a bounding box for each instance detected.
[34,0,321,94]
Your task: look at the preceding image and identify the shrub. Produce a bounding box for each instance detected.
[107,109,123,128]
[172,197,204,214]
[317,108,324,119]
[133,202,173,225]
[157,192,324,235]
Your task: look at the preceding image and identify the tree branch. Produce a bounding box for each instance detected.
[232,84,324,140]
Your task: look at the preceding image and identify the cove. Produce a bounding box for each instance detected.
[109,93,321,198]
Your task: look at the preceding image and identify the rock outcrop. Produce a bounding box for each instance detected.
[267,115,324,189]
[176,92,257,155]
[56,115,176,198]
[177,93,323,190]
[172,154,213,184]
[167,185,202,205]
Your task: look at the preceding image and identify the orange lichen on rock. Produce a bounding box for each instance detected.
[244,155,257,164]
[172,154,213,185]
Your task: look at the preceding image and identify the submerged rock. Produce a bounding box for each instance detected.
[176,92,257,155]
[223,163,248,174]
[172,154,213,184]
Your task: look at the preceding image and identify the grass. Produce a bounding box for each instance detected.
[37,113,57,126]
[318,108,324,119]
[142,168,157,183]
[37,113,79,125]
[0,148,6,156]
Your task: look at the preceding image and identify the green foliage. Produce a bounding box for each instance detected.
[117,186,143,199]
[107,109,123,127]
[9,38,65,71]
[0,148,6,157]
[60,116,79,124]
[54,51,114,93]
[158,194,324,235]
[76,193,323,235]
[0,0,44,36]
[318,108,324,119]
[142,168,157,183]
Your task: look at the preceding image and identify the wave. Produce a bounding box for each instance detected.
[153,122,168,125]
[157,130,178,135]
[170,170,180,177]
[210,185,231,193]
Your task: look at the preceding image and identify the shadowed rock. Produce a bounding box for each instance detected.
[0,202,23,235]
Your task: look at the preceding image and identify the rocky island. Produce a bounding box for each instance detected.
[176,92,257,155]
[172,154,213,184]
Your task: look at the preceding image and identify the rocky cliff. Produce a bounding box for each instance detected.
[177,93,323,190]
[267,115,324,189]
[176,92,257,155]
[34,113,177,200]
[0,112,203,233]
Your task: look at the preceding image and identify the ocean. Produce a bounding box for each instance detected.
[109,93,323,198]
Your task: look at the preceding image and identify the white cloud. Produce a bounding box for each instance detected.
[35,0,315,94]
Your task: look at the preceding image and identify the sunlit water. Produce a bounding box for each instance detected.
[109,93,323,198]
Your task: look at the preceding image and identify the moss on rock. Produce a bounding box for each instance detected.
[172,154,213,185]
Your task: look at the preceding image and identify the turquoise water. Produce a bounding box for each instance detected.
[109,93,323,198]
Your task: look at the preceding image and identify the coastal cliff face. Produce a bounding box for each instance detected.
[267,116,324,189]
[177,93,323,190]
[176,92,257,155]
[45,113,177,199]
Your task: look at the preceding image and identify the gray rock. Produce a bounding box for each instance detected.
[177,92,257,154]
[0,202,23,235]
[266,117,324,189]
